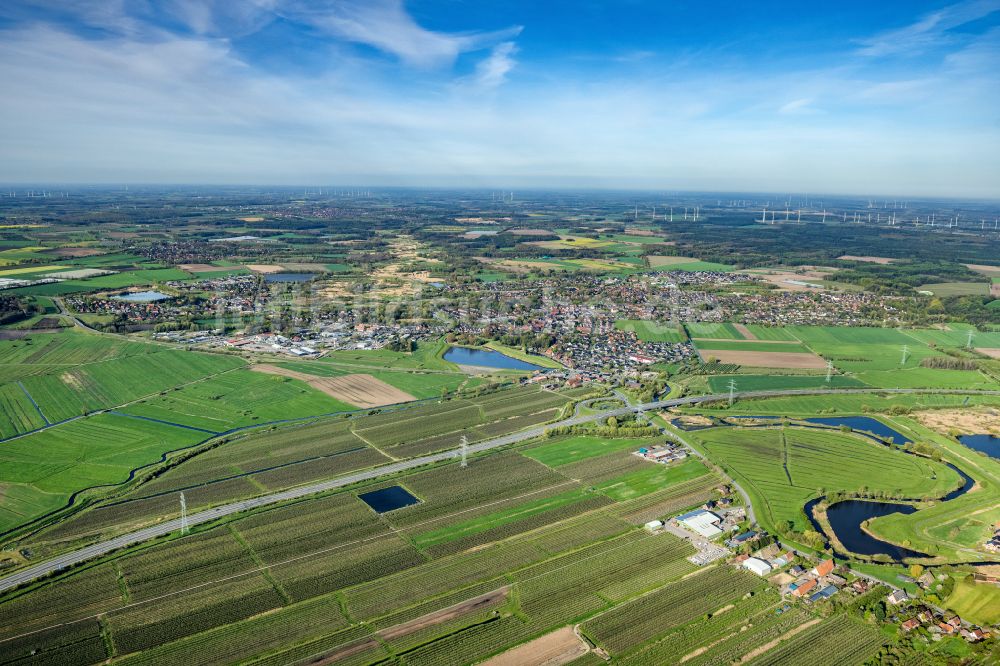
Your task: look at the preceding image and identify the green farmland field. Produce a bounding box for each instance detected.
[707,374,867,392]
[918,282,990,296]
[694,340,809,353]
[684,322,744,339]
[681,323,1000,390]
[523,435,648,467]
[0,331,245,435]
[0,414,205,532]
[120,369,355,431]
[594,458,709,501]
[614,320,685,342]
[944,576,1000,625]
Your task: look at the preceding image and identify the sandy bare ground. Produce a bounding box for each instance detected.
[48,247,104,257]
[733,323,757,340]
[245,264,283,274]
[993,284,1000,298]
[737,618,822,663]
[978,348,1000,359]
[914,407,1000,436]
[839,255,896,264]
[481,626,589,666]
[252,365,416,408]
[239,216,265,222]
[749,266,834,292]
[44,268,113,279]
[704,350,828,369]
[965,264,1000,277]
[667,413,715,427]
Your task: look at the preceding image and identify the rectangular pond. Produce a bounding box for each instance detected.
[444,346,545,371]
[115,290,171,302]
[358,485,421,513]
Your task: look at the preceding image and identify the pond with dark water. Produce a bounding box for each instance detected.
[358,485,420,513]
[443,346,545,371]
[808,499,929,560]
[959,434,1000,460]
[804,416,912,445]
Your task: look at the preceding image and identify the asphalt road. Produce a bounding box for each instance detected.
[2,386,998,594]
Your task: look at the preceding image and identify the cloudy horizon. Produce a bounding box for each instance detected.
[1,1,998,197]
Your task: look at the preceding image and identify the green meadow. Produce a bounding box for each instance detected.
[614,320,686,342]
[523,435,648,467]
[680,426,960,535]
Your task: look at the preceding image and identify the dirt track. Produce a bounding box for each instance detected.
[309,587,510,665]
[380,587,509,641]
[251,365,416,408]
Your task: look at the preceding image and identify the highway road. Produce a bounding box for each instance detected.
[2,386,998,594]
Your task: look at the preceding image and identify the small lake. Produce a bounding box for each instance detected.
[358,485,420,513]
[959,434,1000,460]
[805,416,912,445]
[115,290,171,302]
[822,500,929,560]
[264,273,316,283]
[444,346,545,371]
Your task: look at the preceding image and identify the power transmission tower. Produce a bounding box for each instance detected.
[179,492,189,535]
[900,345,909,365]
[460,434,468,468]
[728,380,736,406]
[967,330,975,350]
[825,360,833,383]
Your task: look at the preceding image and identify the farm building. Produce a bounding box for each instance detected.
[790,579,817,597]
[812,559,835,577]
[743,557,772,576]
[644,520,664,532]
[676,509,723,538]
[808,585,838,603]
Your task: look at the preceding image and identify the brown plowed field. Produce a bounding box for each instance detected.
[703,350,827,369]
[252,365,416,407]
[481,626,589,666]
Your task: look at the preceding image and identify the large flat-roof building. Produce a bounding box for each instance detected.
[676,509,723,538]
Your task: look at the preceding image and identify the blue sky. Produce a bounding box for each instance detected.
[1,1,998,196]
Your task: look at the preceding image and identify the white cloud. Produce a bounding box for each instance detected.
[277,0,522,68]
[471,41,518,89]
[0,6,997,197]
[778,98,816,115]
[856,0,1000,57]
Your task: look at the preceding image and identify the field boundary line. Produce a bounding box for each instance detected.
[16,380,49,425]
[0,479,583,646]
